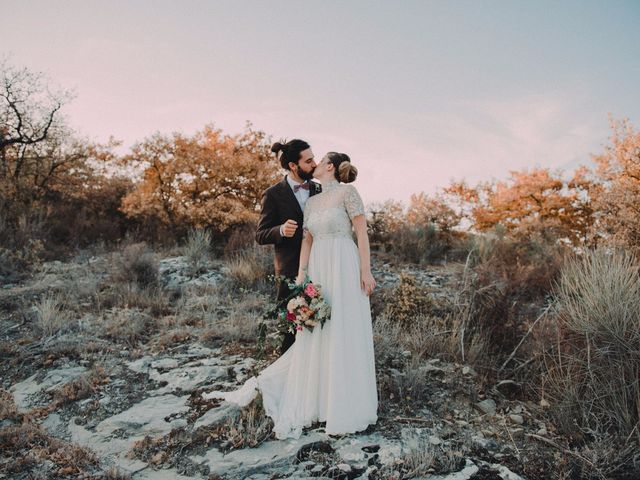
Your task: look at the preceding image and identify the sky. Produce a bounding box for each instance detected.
[2,0,640,204]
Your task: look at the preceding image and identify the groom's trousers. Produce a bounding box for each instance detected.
[277,278,297,355]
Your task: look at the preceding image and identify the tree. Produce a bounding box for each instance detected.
[0,61,84,207]
[367,199,405,245]
[588,118,640,252]
[120,124,281,235]
[406,192,461,232]
[446,168,592,245]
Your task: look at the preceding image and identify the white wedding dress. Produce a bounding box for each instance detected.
[203,180,378,439]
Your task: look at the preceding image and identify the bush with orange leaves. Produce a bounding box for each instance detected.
[588,118,640,254]
[120,124,281,239]
[446,167,592,246]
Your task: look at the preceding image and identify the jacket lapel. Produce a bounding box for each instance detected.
[309,180,322,197]
[279,176,303,218]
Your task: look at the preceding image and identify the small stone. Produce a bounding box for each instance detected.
[428,435,442,445]
[540,398,550,408]
[476,398,497,415]
[508,414,524,425]
[361,444,380,453]
[337,463,352,473]
[462,366,475,376]
[536,427,548,435]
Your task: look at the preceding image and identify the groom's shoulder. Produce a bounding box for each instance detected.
[264,177,286,196]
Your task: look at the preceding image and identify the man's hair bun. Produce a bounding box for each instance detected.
[271,142,285,154]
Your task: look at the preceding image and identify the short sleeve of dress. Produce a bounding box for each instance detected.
[303,200,311,230]
[344,185,365,220]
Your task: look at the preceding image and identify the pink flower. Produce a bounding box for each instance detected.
[286,312,296,322]
[304,283,319,298]
[296,325,303,331]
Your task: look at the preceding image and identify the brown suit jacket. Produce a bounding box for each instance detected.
[255,176,322,277]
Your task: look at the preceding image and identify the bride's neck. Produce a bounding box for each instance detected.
[322,178,339,189]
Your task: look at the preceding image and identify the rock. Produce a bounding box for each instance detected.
[508,414,524,425]
[475,398,497,415]
[96,394,190,438]
[428,435,443,445]
[536,427,548,436]
[337,463,352,473]
[10,365,88,411]
[196,432,328,478]
[193,402,241,430]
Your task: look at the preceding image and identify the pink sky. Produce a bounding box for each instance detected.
[2,0,639,204]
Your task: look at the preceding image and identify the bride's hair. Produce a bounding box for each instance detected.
[326,152,357,183]
[271,139,310,170]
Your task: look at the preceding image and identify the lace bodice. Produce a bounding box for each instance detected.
[303,181,365,239]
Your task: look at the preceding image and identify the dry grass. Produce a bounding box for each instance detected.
[49,365,108,409]
[377,435,466,479]
[99,308,156,346]
[225,245,272,290]
[183,228,212,275]
[212,393,274,452]
[451,232,564,374]
[111,242,159,288]
[35,292,66,336]
[179,284,266,345]
[543,249,640,439]
[0,393,100,477]
[374,314,457,363]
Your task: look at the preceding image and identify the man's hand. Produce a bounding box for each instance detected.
[281,219,298,238]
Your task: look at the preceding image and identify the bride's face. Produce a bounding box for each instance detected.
[314,155,333,181]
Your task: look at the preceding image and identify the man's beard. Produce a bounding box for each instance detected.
[298,167,315,181]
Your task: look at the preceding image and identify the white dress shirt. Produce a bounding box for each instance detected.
[287,175,311,212]
[280,175,310,236]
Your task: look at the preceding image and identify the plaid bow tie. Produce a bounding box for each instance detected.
[293,182,310,193]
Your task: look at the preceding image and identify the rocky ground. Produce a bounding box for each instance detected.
[0,249,585,479]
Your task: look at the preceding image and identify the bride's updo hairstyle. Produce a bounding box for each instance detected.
[326,152,358,183]
[271,139,311,170]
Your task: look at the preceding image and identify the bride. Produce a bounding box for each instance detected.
[203,151,378,439]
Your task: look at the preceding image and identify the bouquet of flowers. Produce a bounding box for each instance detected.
[278,276,331,333]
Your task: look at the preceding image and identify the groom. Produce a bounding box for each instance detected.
[256,139,321,354]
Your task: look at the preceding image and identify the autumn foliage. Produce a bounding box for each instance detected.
[446,168,592,245]
[588,118,640,254]
[120,125,281,236]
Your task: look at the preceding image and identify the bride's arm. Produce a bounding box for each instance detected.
[295,229,313,285]
[352,215,376,296]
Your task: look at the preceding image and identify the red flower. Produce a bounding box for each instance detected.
[286,312,296,322]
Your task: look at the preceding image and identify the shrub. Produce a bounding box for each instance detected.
[112,242,159,287]
[543,249,640,438]
[99,308,156,346]
[382,273,438,326]
[225,245,272,290]
[183,228,212,275]
[455,231,564,370]
[35,293,65,336]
